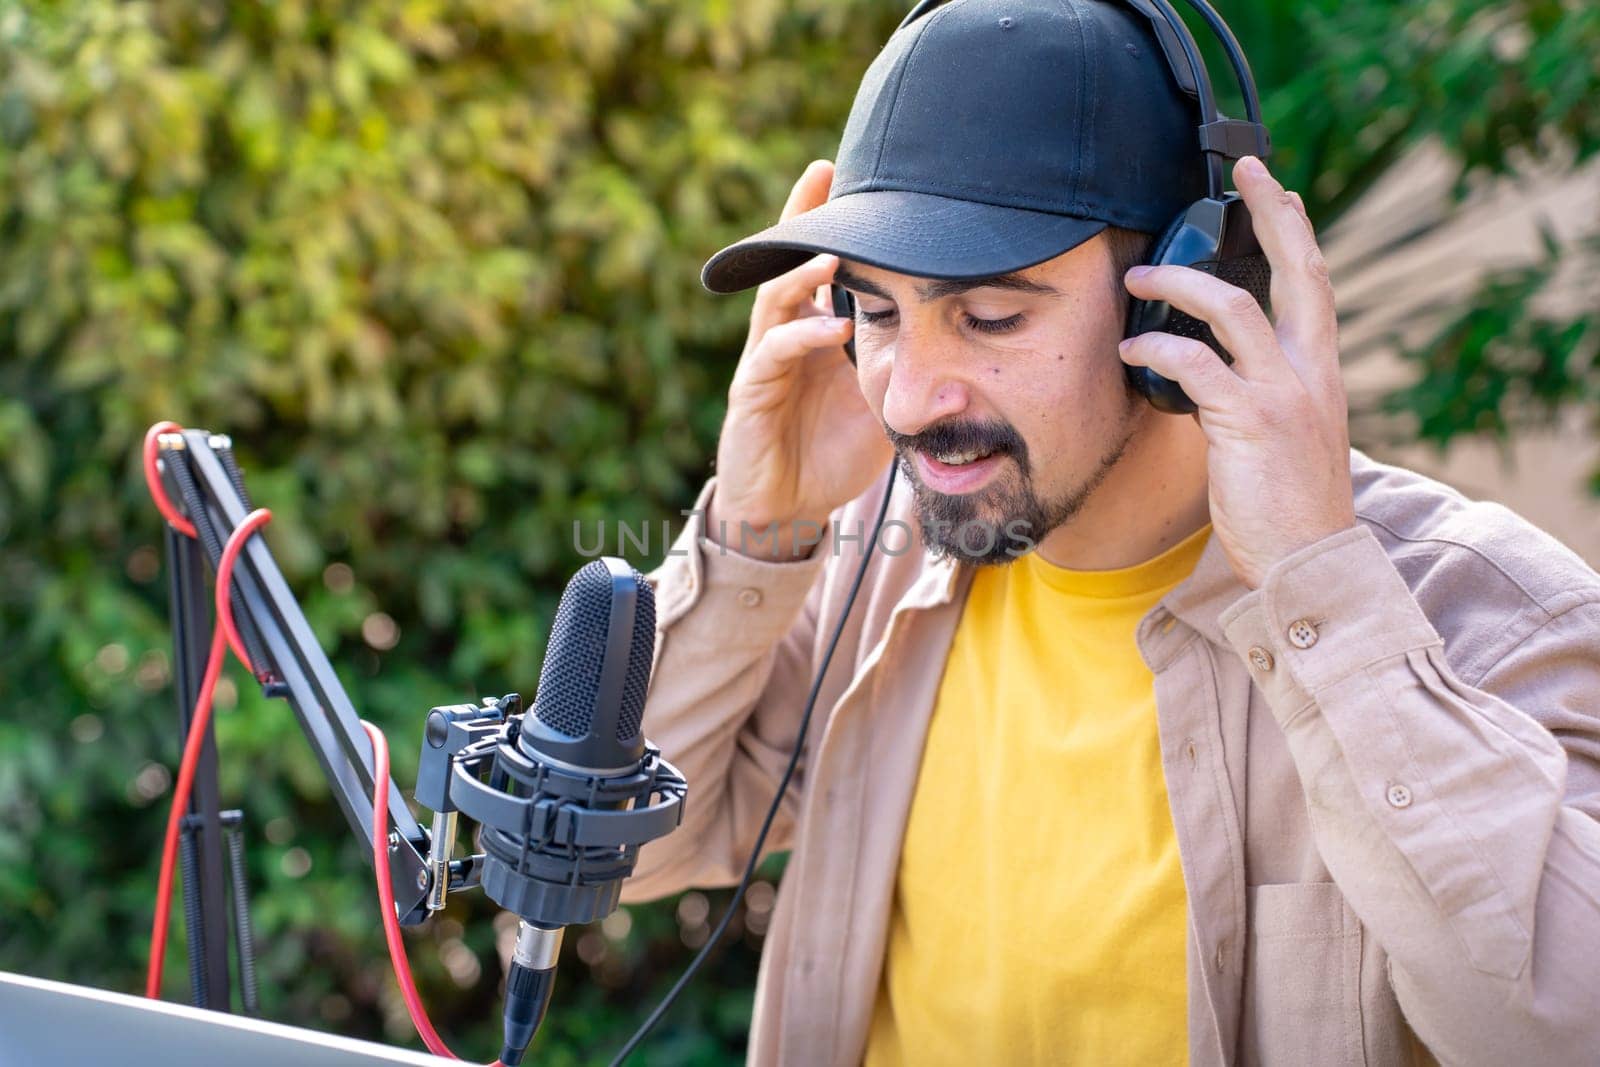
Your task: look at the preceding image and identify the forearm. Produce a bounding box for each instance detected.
[1220,526,1600,1063]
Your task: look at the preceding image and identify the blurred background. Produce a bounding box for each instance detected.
[1,0,1596,1063]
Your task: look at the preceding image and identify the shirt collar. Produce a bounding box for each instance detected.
[1158,527,1254,647]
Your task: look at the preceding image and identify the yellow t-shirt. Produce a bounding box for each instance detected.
[863,523,1211,1066]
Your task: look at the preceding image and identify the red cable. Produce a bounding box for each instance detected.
[145,506,272,998]
[141,422,497,1061]
[142,421,257,670]
[214,535,258,679]
[143,421,198,540]
[361,721,499,1066]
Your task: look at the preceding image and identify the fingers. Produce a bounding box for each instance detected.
[1232,156,1338,357]
[732,314,854,393]
[1118,332,1247,412]
[742,161,844,368]
[751,253,843,339]
[1123,264,1279,381]
[1287,190,1313,234]
[780,159,834,222]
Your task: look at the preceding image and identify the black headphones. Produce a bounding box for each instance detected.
[829,0,1272,415]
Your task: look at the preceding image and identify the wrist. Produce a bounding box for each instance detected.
[705,495,828,562]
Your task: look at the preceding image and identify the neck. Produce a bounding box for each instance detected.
[1033,405,1211,571]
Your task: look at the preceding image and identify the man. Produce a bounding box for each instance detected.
[619,1,1600,1064]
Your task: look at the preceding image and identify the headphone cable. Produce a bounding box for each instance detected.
[608,465,899,1066]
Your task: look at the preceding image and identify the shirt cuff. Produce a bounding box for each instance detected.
[649,477,828,648]
[1217,524,1443,717]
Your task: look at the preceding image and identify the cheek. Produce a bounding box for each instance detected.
[1006,340,1131,457]
[856,345,892,420]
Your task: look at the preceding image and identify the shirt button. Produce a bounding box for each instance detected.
[1386,783,1413,809]
[737,587,763,608]
[1287,618,1319,649]
[1248,646,1274,672]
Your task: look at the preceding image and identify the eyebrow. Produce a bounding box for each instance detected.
[833,265,1060,302]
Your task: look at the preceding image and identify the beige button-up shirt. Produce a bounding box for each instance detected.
[622,448,1600,1065]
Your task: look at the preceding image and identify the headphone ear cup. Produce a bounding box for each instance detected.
[1124,214,1185,341]
[830,283,858,366]
[1123,213,1188,409]
[1120,196,1269,415]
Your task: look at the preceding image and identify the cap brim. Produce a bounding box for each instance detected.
[701,189,1109,294]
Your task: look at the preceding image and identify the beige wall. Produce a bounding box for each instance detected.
[1324,143,1600,567]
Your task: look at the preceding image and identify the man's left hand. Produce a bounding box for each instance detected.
[1119,155,1356,590]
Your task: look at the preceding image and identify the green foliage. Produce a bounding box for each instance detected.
[1,1,1595,1063]
[0,0,905,1059]
[1236,0,1600,219]
[1382,227,1598,446]
[1231,0,1600,452]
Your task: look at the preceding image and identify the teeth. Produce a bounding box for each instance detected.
[932,449,989,465]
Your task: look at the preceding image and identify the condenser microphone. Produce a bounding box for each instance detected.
[520,556,655,776]
[465,557,683,1065]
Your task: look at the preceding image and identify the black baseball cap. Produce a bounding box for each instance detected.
[700,0,1208,294]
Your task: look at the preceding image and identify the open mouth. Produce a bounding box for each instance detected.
[914,447,1006,494]
[927,447,993,466]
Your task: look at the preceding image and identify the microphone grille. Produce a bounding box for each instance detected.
[533,559,655,742]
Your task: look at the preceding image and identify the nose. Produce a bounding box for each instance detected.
[877,327,971,438]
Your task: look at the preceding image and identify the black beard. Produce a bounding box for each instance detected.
[886,409,1138,566]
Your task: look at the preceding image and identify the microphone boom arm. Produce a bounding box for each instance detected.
[155,429,437,925]
[155,427,687,1060]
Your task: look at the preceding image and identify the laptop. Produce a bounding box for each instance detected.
[0,970,457,1066]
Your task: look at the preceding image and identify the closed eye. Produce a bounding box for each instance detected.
[856,308,1026,334]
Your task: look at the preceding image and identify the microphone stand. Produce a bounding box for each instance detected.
[151,427,686,1060]
[152,430,474,1008]
[164,507,234,1009]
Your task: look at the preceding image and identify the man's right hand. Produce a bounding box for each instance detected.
[706,160,894,561]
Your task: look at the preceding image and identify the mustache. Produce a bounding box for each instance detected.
[885,419,1029,473]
